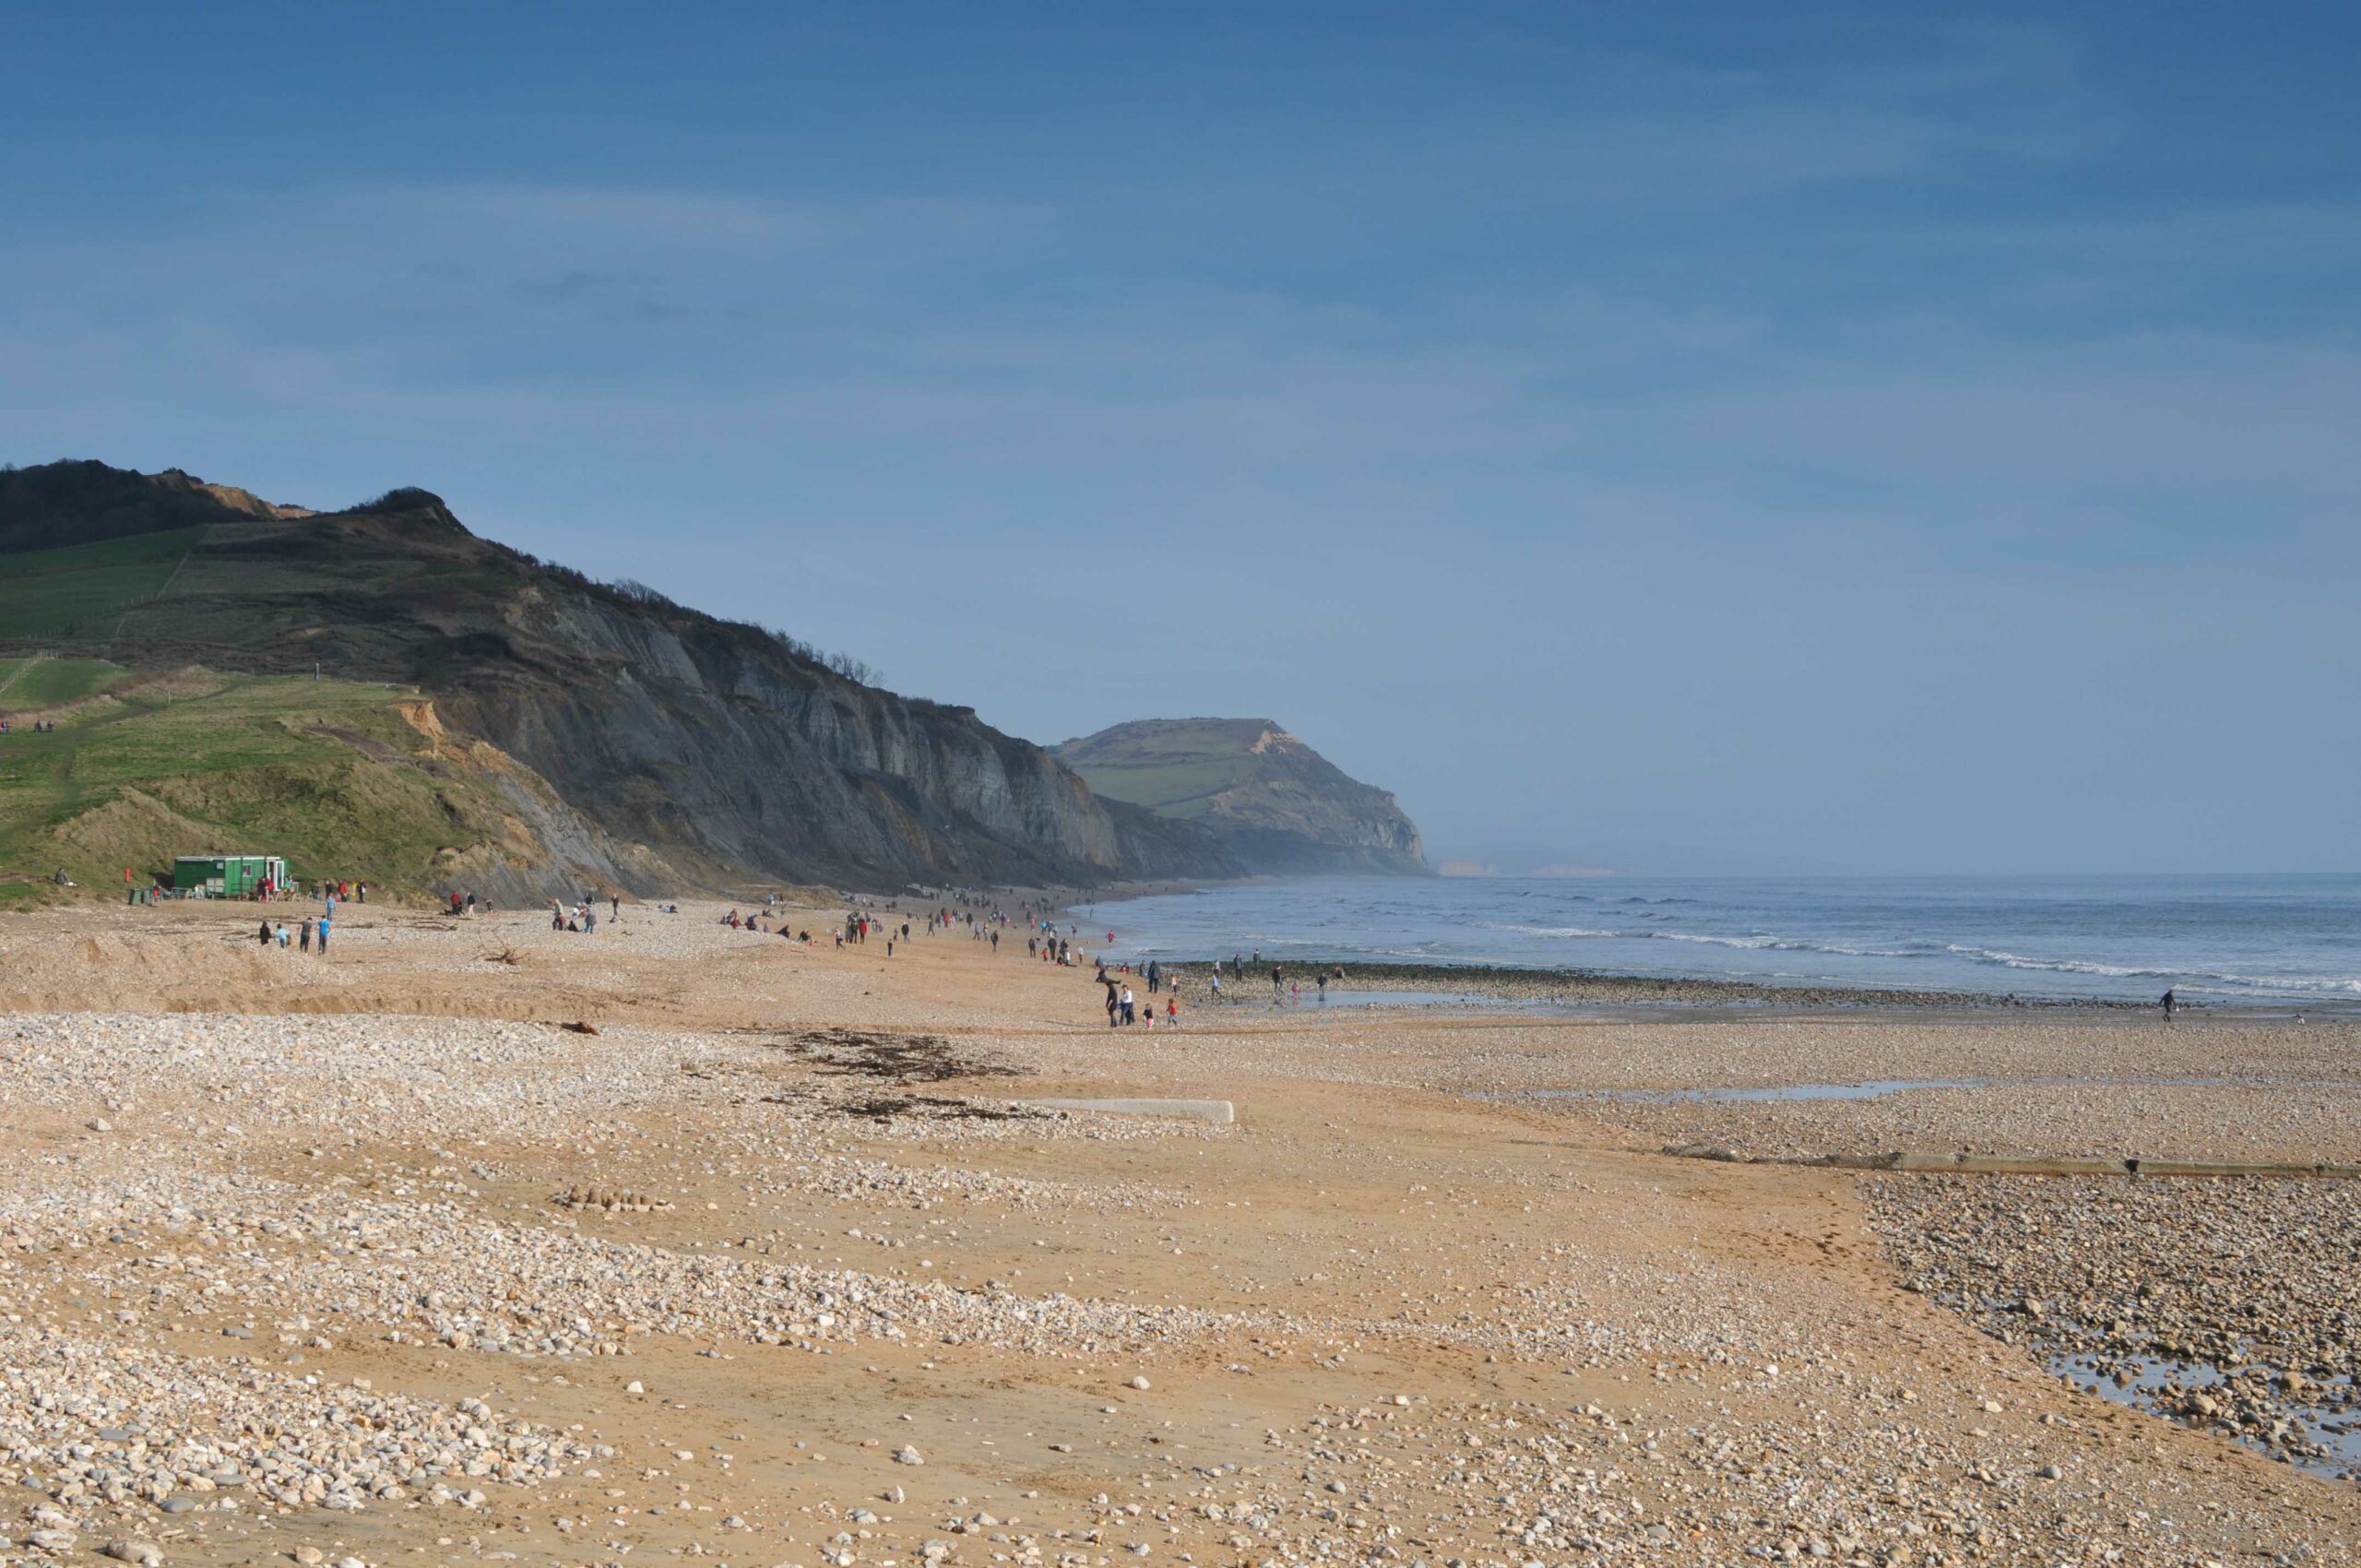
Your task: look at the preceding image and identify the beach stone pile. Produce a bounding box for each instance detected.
[0,1320,588,1511]
[1865,1171,2361,1479]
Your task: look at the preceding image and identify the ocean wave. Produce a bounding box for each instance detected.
[2179,978,2361,997]
[1096,879,2361,1005]
[1483,921,1927,959]
[1943,945,2361,994]
[1656,931,1779,949]
[1649,931,1919,958]
[1945,944,2166,979]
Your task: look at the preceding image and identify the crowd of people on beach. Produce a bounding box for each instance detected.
[255,890,342,955]
[204,866,1358,1029]
[552,895,613,933]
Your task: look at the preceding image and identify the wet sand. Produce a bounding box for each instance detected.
[0,895,2355,1567]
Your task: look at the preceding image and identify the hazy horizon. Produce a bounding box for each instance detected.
[6,5,2355,875]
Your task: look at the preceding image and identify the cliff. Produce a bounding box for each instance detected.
[0,462,1237,897]
[1054,718,1429,876]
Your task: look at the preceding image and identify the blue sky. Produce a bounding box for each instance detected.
[4,4,2355,872]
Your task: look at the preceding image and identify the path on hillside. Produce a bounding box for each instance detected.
[106,539,198,655]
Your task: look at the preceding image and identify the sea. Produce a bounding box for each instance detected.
[1086,873,2361,1009]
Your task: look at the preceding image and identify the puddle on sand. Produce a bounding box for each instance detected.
[1312,989,1498,1008]
[1216,989,1500,1010]
[1516,1074,2358,1105]
[1592,1078,1987,1103]
[2054,1350,2361,1480]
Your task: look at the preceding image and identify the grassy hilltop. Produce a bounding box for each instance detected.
[1054,717,1429,875]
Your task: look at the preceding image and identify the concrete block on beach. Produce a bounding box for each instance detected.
[1953,1155,2134,1176]
[1030,1098,1236,1124]
[2126,1158,2325,1179]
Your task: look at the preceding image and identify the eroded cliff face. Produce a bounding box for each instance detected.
[441,588,1227,891]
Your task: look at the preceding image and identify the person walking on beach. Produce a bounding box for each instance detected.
[1105,981,1120,1028]
[1272,963,1284,1002]
[256,920,272,947]
[1209,968,1221,1001]
[2162,988,2177,1020]
[315,909,331,955]
[1120,984,1135,1026]
[299,916,314,954]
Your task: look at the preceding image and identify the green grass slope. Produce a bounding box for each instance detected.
[1054,717,1276,818]
[0,528,205,642]
[0,656,136,709]
[0,668,547,902]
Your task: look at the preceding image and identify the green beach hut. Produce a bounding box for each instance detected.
[171,853,288,897]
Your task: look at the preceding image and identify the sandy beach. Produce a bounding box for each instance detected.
[1,895,2355,1568]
